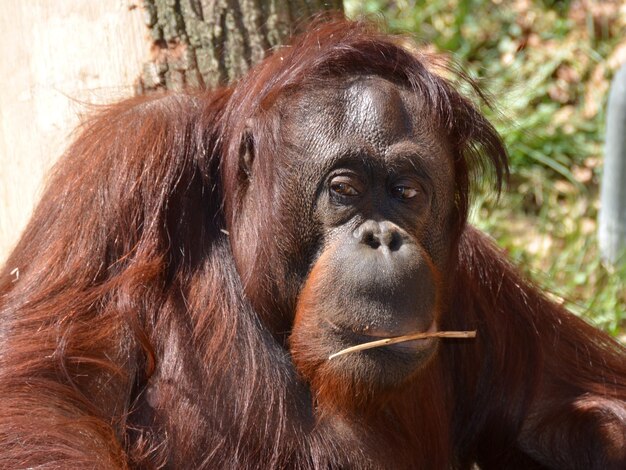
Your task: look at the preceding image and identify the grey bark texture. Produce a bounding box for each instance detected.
[139,0,343,92]
[599,63,626,266]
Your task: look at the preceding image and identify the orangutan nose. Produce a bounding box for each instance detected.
[354,220,403,251]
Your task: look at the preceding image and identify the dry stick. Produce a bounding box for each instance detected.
[328,330,477,360]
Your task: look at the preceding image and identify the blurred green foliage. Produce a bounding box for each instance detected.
[346,0,626,335]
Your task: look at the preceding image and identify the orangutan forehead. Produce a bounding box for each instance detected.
[279,76,449,164]
[284,76,420,127]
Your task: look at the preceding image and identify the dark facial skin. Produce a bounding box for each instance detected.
[238,76,456,394]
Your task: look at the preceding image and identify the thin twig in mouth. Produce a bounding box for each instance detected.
[328,330,477,360]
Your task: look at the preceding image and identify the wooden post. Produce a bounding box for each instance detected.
[599,63,626,266]
[0,1,148,262]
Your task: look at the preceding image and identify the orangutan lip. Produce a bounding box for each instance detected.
[350,330,396,339]
[326,320,437,351]
[326,319,436,337]
[324,319,391,339]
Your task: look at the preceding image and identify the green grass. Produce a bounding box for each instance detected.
[346,0,626,336]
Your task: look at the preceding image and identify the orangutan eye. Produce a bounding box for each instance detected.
[330,177,360,197]
[391,185,420,200]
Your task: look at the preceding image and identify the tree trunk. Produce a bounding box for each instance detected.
[139,0,343,91]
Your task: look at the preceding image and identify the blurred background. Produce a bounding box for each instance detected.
[0,0,624,336]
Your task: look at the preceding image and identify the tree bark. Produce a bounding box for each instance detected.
[139,0,343,91]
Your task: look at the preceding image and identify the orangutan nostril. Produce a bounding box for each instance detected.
[357,221,403,252]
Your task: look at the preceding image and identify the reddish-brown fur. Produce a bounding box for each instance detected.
[0,17,624,469]
[291,237,445,416]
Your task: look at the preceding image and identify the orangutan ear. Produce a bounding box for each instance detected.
[239,120,255,181]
